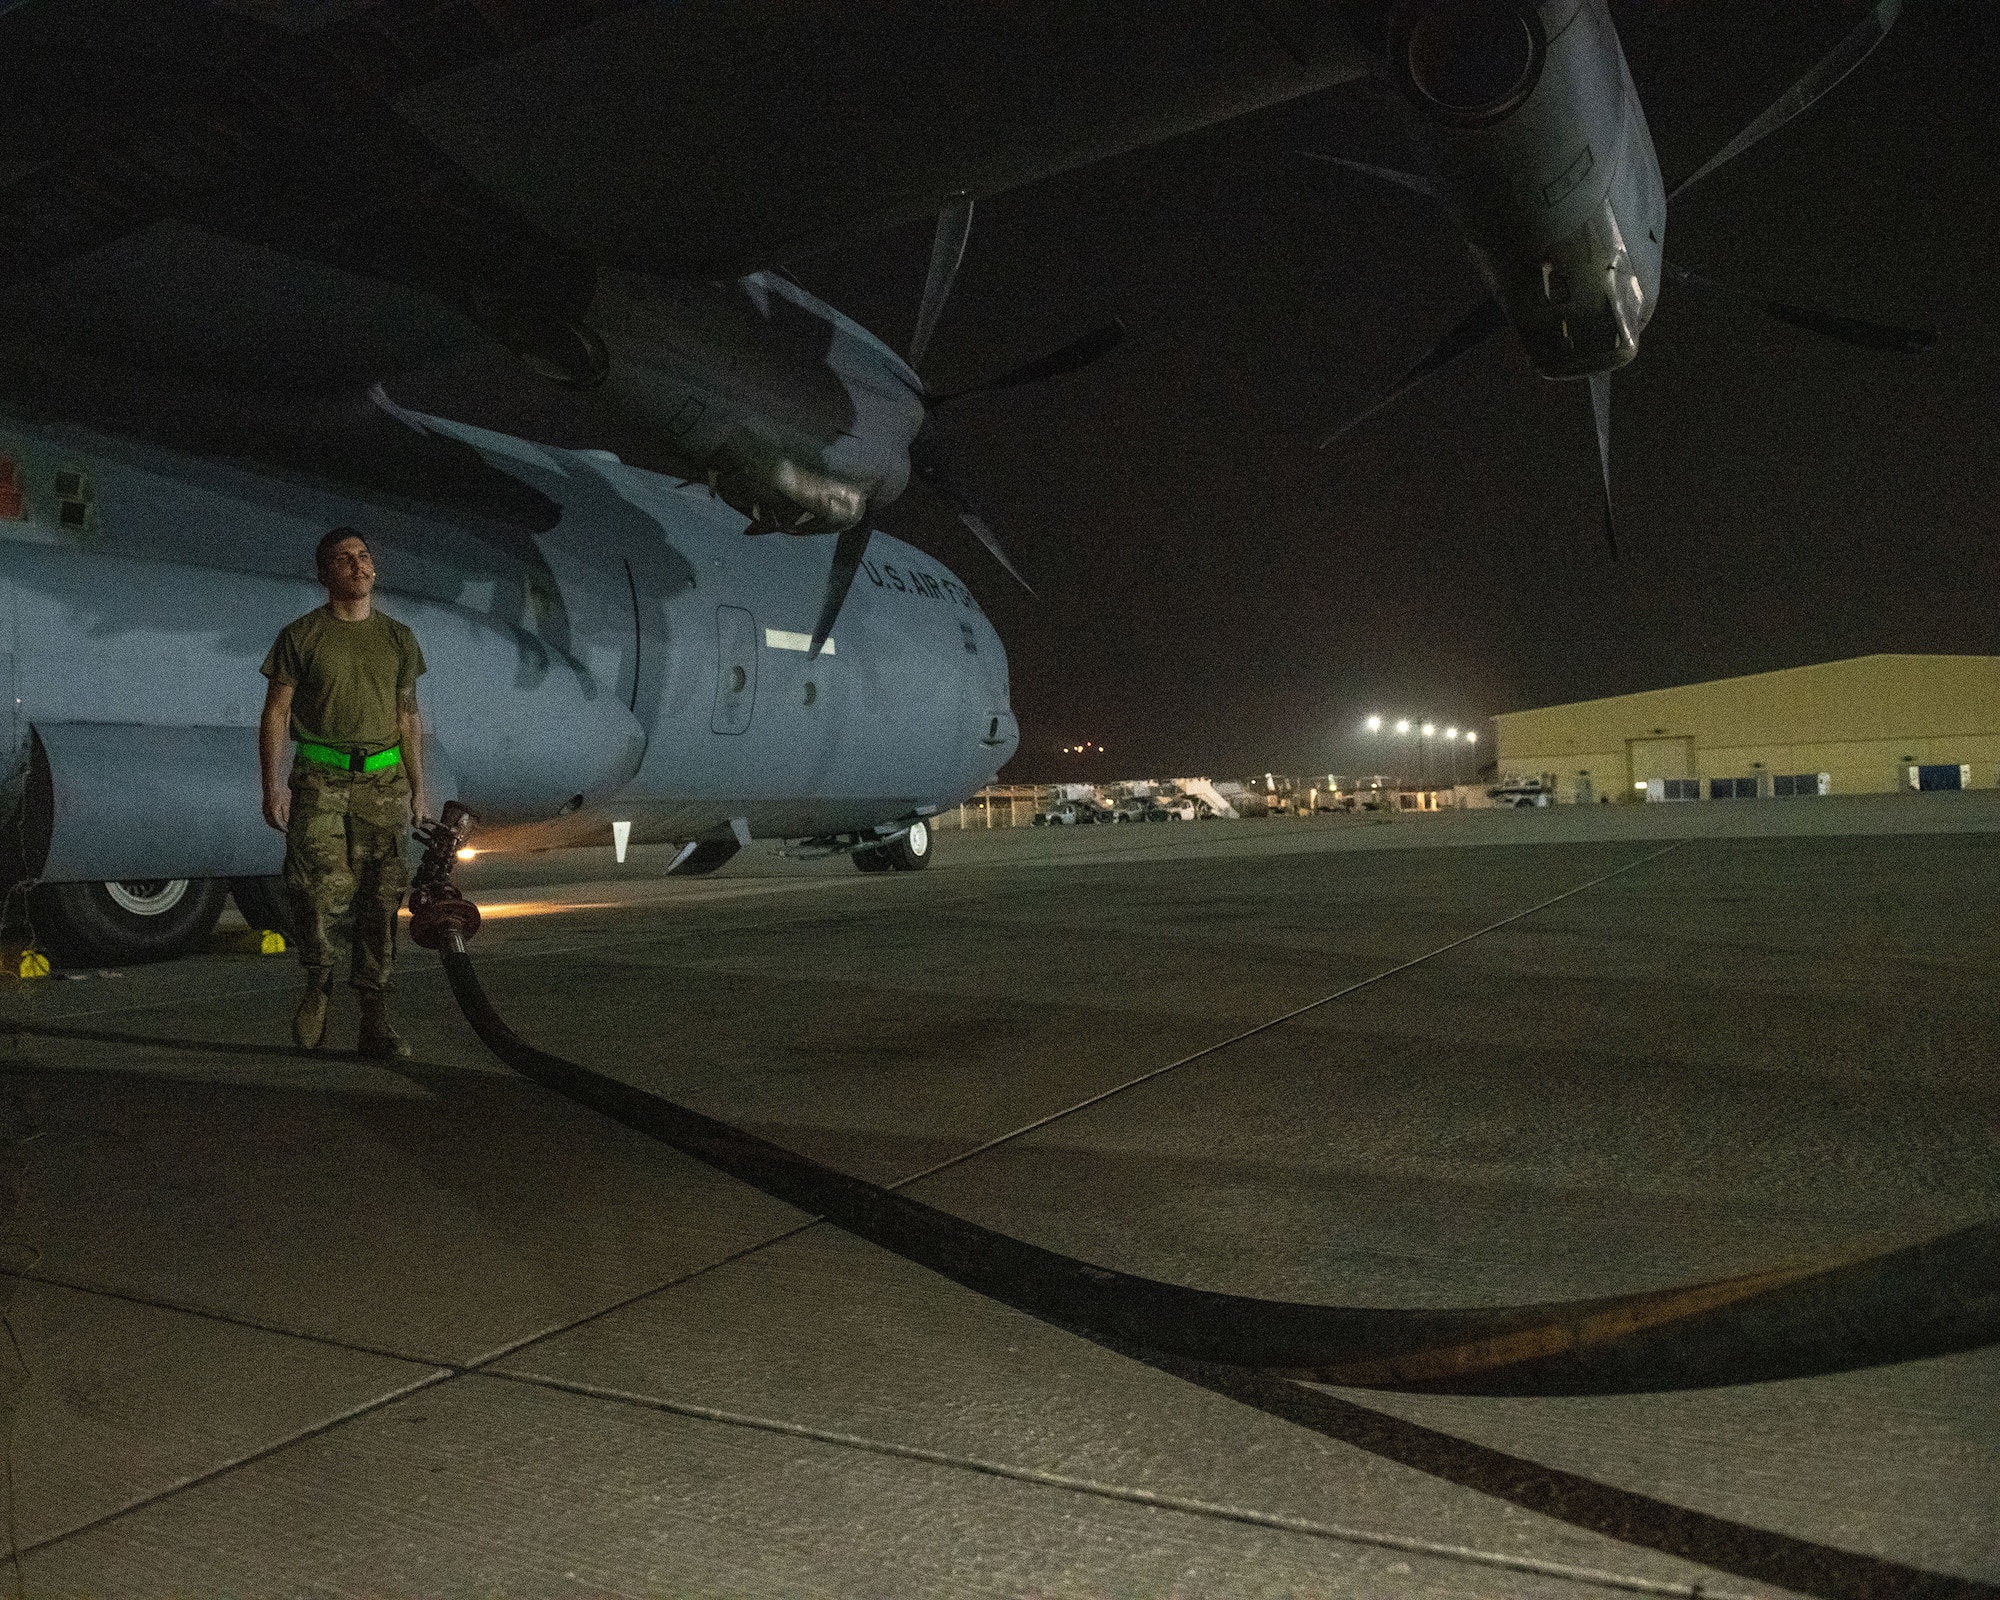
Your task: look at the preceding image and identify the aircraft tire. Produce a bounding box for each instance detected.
[229,875,298,942]
[884,819,932,872]
[852,845,893,873]
[29,876,229,966]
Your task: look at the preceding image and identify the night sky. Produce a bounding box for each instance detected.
[793,0,1998,784]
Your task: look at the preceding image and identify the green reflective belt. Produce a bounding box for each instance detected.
[298,741,402,775]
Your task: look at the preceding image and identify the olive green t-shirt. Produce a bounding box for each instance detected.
[260,606,426,754]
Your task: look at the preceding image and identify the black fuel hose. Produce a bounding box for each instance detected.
[438,945,2000,1396]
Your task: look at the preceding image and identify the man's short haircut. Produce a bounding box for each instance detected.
[315,526,370,572]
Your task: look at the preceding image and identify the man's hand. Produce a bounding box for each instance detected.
[259,679,295,833]
[398,687,428,836]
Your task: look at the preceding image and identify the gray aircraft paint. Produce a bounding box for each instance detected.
[1386,0,1666,376]
[0,405,1015,884]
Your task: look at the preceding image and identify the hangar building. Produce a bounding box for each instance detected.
[1494,655,2000,804]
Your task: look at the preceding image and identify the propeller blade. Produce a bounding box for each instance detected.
[809,521,873,659]
[1589,370,1618,561]
[908,193,974,370]
[927,321,1125,405]
[1315,296,1509,451]
[1299,152,1436,198]
[1663,261,1936,353]
[1669,0,1900,201]
[908,432,1035,595]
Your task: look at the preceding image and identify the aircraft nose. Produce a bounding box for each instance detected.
[1499,206,1652,380]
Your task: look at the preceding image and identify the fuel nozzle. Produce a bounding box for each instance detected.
[409,800,483,952]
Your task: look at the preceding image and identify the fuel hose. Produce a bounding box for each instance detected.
[413,811,2000,1396]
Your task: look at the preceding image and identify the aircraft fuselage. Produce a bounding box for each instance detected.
[0,407,1017,888]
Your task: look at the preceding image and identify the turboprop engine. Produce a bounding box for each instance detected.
[1385,0,1664,377]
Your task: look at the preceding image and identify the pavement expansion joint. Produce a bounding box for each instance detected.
[0,1266,449,1371]
[17,1366,455,1560]
[891,841,1689,1190]
[480,1367,1759,1600]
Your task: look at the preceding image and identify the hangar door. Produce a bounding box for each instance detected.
[1628,736,1693,786]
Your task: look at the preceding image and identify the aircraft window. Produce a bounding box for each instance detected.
[54,466,94,533]
[803,682,816,705]
[731,665,747,692]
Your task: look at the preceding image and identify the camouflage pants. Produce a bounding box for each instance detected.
[284,761,413,992]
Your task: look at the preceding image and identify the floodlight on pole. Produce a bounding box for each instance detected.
[1446,727,1458,740]
[1365,715,1382,733]
[1395,719,1410,734]
[1421,722,1435,737]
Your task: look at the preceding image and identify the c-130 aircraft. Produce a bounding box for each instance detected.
[0,0,1922,963]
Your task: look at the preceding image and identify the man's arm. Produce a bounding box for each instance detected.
[260,680,294,831]
[398,685,427,825]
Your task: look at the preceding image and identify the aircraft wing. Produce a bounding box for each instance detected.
[0,0,1367,395]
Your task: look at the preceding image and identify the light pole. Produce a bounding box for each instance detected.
[1365,714,1479,793]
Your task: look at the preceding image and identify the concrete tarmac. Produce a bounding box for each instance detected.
[3,794,1996,1597]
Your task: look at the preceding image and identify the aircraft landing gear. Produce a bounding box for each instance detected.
[28,876,229,965]
[852,818,931,873]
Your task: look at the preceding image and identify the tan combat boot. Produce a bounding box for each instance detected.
[292,969,333,1051]
[356,989,412,1060]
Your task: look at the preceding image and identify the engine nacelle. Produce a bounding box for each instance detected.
[1388,0,1665,378]
[587,270,922,534]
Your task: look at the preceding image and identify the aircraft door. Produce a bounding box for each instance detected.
[711,605,758,734]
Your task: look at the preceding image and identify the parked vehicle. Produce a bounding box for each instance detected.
[1154,797,1204,822]
[1487,780,1553,809]
[1032,804,1081,826]
[1110,798,1151,823]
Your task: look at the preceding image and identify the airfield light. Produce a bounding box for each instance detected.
[1395,719,1411,734]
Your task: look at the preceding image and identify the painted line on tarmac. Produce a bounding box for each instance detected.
[892,841,1689,1190]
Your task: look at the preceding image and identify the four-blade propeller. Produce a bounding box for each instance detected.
[805,196,1124,656]
[1309,0,1930,560]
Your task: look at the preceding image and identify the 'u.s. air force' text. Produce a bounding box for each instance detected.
[862,559,979,611]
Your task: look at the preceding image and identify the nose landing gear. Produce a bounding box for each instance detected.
[853,818,930,872]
